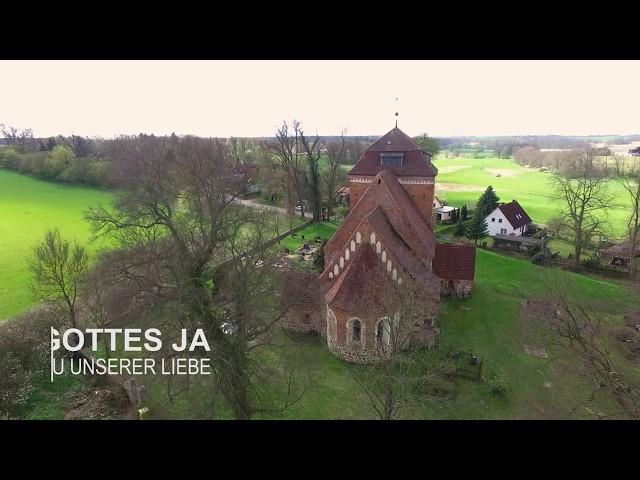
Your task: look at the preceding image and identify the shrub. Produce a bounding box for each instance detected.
[581,257,602,270]
[0,306,65,418]
[487,374,508,396]
[0,147,22,169]
[0,351,32,419]
[313,240,327,272]
[531,252,548,265]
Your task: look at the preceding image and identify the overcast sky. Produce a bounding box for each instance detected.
[1,60,639,139]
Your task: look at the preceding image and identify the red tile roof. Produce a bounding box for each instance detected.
[324,244,389,312]
[498,201,532,230]
[280,271,321,308]
[433,243,476,281]
[348,127,438,177]
[365,206,433,281]
[324,170,435,263]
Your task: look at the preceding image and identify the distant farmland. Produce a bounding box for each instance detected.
[433,153,634,239]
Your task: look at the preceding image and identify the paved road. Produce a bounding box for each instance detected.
[228,196,305,217]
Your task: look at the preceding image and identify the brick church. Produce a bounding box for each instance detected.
[281,127,475,363]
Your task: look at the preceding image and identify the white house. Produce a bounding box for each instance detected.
[485,200,532,237]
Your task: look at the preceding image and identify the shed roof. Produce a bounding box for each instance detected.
[432,243,476,281]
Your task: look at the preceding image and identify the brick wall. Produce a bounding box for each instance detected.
[348,176,435,227]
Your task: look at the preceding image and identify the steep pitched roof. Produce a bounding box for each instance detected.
[348,127,438,177]
[497,200,532,230]
[280,271,321,309]
[324,170,435,261]
[365,206,432,279]
[433,243,476,281]
[323,206,441,310]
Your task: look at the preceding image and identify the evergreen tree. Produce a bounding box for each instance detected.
[466,209,489,245]
[476,185,500,218]
[461,204,468,220]
[413,133,440,157]
[454,217,466,237]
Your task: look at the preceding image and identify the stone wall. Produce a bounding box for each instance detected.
[282,305,323,335]
[326,302,438,364]
[440,279,473,298]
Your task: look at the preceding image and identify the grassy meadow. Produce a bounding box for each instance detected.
[433,154,633,238]
[0,169,112,320]
[106,247,639,420]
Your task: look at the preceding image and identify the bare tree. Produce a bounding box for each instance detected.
[531,280,640,419]
[298,128,322,222]
[618,167,640,280]
[212,207,310,418]
[269,121,307,217]
[85,134,306,419]
[350,278,447,420]
[0,124,34,151]
[324,131,347,219]
[29,229,88,328]
[552,161,613,269]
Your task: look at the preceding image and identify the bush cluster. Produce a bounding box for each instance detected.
[0,307,66,418]
[0,146,112,187]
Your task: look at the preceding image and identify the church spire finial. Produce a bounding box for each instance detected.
[394,97,399,128]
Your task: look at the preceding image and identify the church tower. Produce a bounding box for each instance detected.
[347,127,438,225]
[280,126,476,364]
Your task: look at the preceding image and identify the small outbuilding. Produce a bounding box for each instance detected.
[600,241,640,268]
[433,243,476,297]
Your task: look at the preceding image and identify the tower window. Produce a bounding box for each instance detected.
[380,153,403,167]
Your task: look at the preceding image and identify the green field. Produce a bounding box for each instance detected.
[433,155,633,238]
[0,169,112,320]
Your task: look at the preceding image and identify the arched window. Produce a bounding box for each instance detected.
[303,313,311,324]
[376,318,391,349]
[376,322,384,343]
[352,319,361,343]
[327,308,337,338]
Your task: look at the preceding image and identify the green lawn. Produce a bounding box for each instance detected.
[0,169,113,320]
[278,220,341,252]
[14,368,90,420]
[433,155,633,238]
